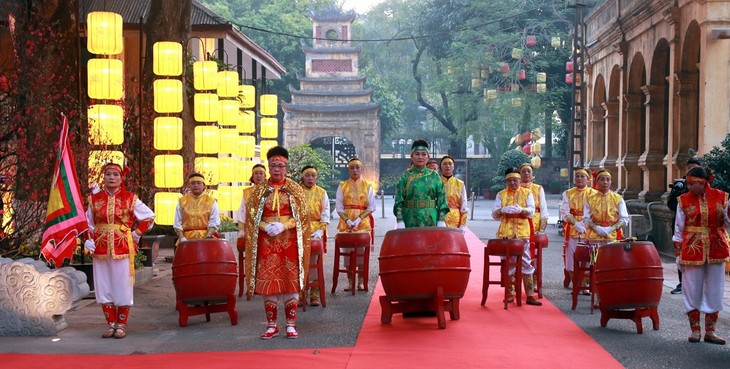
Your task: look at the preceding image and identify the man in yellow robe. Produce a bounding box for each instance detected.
[173,173,220,243]
[300,165,330,306]
[583,170,628,243]
[439,155,468,233]
[558,168,595,288]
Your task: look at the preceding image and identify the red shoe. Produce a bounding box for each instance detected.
[260,326,279,340]
[286,326,299,339]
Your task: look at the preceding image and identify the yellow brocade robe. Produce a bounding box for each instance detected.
[178,193,216,240]
[523,183,544,230]
[441,176,467,228]
[496,187,532,239]
[303,185,328,233]
[584,191,623,241]
[337,179,373,232]
[562,187,595,239]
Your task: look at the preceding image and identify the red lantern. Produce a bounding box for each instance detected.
[526,35,537,47]
[518,69,526,80]
[522,131,532,144]
[521,144,531,155]
[565,61,574,72]
[500,63,510,75]
[565,73,573,84]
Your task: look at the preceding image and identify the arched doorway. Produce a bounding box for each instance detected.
[310,136,357,181]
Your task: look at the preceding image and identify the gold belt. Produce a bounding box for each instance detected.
[685,226,710,233]
[262,215,292,223]
[405,199,435,208]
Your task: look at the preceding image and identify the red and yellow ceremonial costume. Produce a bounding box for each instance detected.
[559,184,595,272]
[583,190,626,242]
[174,192,219,240]
[441,175,468,228]
[303,183,330,246]
[335,178,374,232]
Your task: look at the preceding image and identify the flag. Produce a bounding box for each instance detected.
[41,114,89,267]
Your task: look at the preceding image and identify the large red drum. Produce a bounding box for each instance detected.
[379,227,471,301]
[172,239,238,304]
[594,240,663,310]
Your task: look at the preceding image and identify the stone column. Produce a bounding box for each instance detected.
[600,101,620,178]
[638,84,668,202]
[619,93,643,199]
[587,106,605,173]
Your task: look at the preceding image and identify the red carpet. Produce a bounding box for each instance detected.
[1,229,623,369]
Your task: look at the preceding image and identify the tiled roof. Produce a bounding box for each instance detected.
[79,0,226,27]
[281,102,379,113]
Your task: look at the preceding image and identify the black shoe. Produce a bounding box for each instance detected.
[670,285,682,295]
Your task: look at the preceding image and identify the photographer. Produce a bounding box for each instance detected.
[667,157,701,295]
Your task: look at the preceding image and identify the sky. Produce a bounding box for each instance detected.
[341,0,385,14]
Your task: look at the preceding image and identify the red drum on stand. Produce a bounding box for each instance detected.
[172,239,238,327]
[332,232,371,295]
[482,238,525,309]
[530,232,549,298]
[378,227,471,329]
[594,240,663,334]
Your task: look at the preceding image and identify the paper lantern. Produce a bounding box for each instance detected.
[260,117,278,139]
[531,142,542,155]
[521,144,531,155]
[218,99,238,127]
[536,72,547,83]
[153,79,183,113]
[238,110,255,133]
[238,85,256,109]
[518,70,526,80]
[551,37,561,48]
[260,94,277,116]
[237,136,255,158]
[500,63,510,75]
[486,89,497,99]
[194,125,220,154]
[511,98,523,107]
[194,157,219,185]
[88,150,124,185]
[511,48,523,60]
[153,42,183,76]
[219,128,238,154]
[526,35,537,47]
[239,161,254,183]
[565,73,573,84]
[259,140,278,161]
[522,131,532,143]
[87,58,123,100]
[153,117,182,150]
[511,83,520,92]
[194,93,219,122]
[537,83,547,93]
[217,71,239,98]
[565,61,574,73]
[560,168,569,177]
[530,155,542,169]
[193,60,218,90]
[154,192,181,226]
[218,157,238,183]
[154,154,183,188]
[216,185,244,212]
[471,78,481,89]
[87,104,123,145]
[87,11,123,55]
[480,69,489,79]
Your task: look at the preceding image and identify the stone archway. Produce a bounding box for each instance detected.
[604,65,622,186]
[588,75,606,173]
[673,21,701,170]
[310,136,357,181]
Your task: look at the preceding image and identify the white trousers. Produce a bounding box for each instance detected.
[506,239,535,276]
[682,262,725,313]
[264,293,298,304]
[93,257,134,306]
[565,237,580,272]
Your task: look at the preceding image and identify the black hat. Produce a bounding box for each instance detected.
[686,157,701,166]
[266,146,289,160]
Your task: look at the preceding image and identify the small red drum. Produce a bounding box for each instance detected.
[532,232,549,248]
[335,232,370,248]
[236,237,246,253]
[310,238,324,255]
[487,238,525,256]
[594,241,663,310]
[172,239,238,304]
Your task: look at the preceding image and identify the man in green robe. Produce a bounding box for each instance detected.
[394,139,449,228]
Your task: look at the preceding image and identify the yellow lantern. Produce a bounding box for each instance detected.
[238,161,253,183]
[87,11,123,55]
[193,61,218,90]
[536,83,547,93]
[511,48,523,60]
[153,117,183,150]
[87,58,123,100]
[154,192,181,226]
[260,94,277,116]
[87,104,123,145]
[536,72,547,83]
[194,93,219,122]
[259,140,278,161]
[219,128,237,154]
[480,69,489,79]
[530,155,542,169]
[511,83,520,92]
[194,157,219,185]
[153,79,183,113]
[560,168,569,177]
[237,135,255,158]
[511,98,523,107]
[239,110,255,133]
[531,142,542,155]
[260,117,278,139]
[194,125,220,154]
[218,99,239,127]
[551,37,561,48]
[154,154,183,188]
[217,71,239,98]
[88,150,124,185]
[218,157,238,183]
[486,89,497,99]
[216,185,244,212]
[238,85,256,109]
[153,41,183,76]
[471,78,481,89]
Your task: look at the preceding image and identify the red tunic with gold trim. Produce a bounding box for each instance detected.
[88,189,153,259]
[677,188,730,265]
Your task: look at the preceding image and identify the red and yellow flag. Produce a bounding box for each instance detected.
[41,114,89,267]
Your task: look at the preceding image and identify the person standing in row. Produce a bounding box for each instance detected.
[520,163,549,232]
[234,164,266,299]
[173,173,220,243]
[335,157,376,291]
[583,170,628,243]
[84,162,155,339]
[492,167,541,306]
[300,165,330,306]
[244,146,310,340]
[394,139,449,229]
[439,155,468,234]
[672,166,729,345]
[558,168,595,288]
[667,157,702,295]
[426,159,440,172]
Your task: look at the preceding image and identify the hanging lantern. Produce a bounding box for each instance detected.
[260,94,278,116]
[521,144,531,155]
[88,150,124,185]
[480,69,489,79]
[522,131,532,143]
[471,78,481,89]
[536,83,547,93]
[153,117,182,150]
[87,58,123,100]
[518,70,526,80]
[511,98,522,107]
[193,93,219,122]
[514,133,523,144]
[500,63,510,75]
[194,125,220,154]
[154,154,184,188]
[551,37,561,48]
[260,117,278,139]
[530,155,542,169]
[154,192,181,226]
[526,35,537,47]
[238,161,253,183]
[531,142,542,155]
[153,79,183,113]
[218,157,238,183]
[560,168,569,177]
[217,71,239,98]
[565,61,574,72]
[153,41,183,76]
[216,185,244,212]
[532,128,543,140]
[238,85,256,109]
[565,73,573,84]
[193,60,218,90]
[238,110,255,133]
[87,11,123,55]
[486,89,497,99]
[259,140,278,161]
[194,157,219,185]
[237,136,255,158]
[218,99,238,127]
[219,128,237,154]
[87,104,123,145]
[511,48,523,60]
[536,72,547,83]
[511,83,520,92]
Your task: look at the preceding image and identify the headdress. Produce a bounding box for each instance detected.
[266,146,289,163]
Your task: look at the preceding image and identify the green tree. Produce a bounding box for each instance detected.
[700,134,730,193]
[286,144,339,197]
[490,149,530,193]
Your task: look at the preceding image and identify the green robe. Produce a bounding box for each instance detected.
[393,166,449,228]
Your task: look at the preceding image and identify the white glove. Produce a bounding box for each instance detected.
[312,229,323,239]
[396,221,405,229]
[501,205,521,214]
[132,231,141,243]
[595,226,609,237]
[459,225,466,235]
[346,219,355,228]
[352,217,362,227]
[179,237,188,243]
[574,221,587,234]
[89,182,101,194]
[84,239,96,253]
[266,222,286,237]
[437,221,446,227]
[237,229,245,238]
[265,223,275,234]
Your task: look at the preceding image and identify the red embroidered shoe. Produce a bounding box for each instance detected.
[260,326,279,340]
[286,326,299,339]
